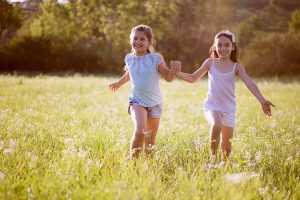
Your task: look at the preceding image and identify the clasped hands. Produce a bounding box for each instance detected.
[170,60,181,74]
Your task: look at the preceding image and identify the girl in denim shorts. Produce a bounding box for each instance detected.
[109,24,181,159]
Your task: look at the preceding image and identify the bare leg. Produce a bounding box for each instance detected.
[129,105,147,160]
[144,117,160,155]
[208,111,223,156]
[221,126,234,161]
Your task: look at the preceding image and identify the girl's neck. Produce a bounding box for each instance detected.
[134,51,148,56]
[218,57,232,63]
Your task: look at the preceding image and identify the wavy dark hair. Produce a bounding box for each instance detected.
[130,24,155,53]
[209,30,239,62]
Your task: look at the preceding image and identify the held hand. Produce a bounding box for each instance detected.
[109,82,121,92]
[170,60,181,73]
[261,99,275,116]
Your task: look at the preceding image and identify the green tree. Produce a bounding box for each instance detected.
[28,0,177,72]
[237,3,290,48]
[241,32,300,76]
[161,0,237,71]
[0,0,23,43]
[289,8,300,33]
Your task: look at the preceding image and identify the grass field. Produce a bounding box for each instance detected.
[0,75,299,199]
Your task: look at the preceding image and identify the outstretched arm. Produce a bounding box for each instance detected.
[237,64,275,116]
[176,58,211,83]
[109,71,130,92]
[158,59,180,82]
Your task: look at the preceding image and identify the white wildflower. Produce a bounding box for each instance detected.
[29,155,39,168]
[224,172,259,184]
[286,156,293,161]
[224,173,245,183]
[0,141,4,150]
[248,172,260,179]
[258,186,268,195]
[64,138,75,144]
[87,159,92,165]
[255,151,262,162]
[0,172,5,181]
[78,148,87,158]
[245,152,251,161]
[3,149,13,154]
[9,139,17,150]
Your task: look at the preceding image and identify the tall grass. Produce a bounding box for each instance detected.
[0,75,299,199]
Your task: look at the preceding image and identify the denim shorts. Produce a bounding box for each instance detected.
[128,97,162,118]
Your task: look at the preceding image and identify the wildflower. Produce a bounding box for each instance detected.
[0,141,4,150]
[29,155,39,168]
[258,186,268,195]
[64,138,75,144]
[87,159,92,165]
[9,139,17,150]
[3,149,13,154]
[0,172,5,181]
[248,172,260,178]
[286,156,293,161]
[78,148,88,158]
[245,152,251,161]
[255,151,262,162]
[224,173,244,183]
[224,172,259,184]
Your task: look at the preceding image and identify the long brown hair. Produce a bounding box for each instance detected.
[209,30,239,62]
[130,24,155,53]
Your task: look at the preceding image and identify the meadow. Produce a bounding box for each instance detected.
[0,75,299,199]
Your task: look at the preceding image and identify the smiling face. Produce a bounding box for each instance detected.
[130,30,150,55]
[215,36,234,59]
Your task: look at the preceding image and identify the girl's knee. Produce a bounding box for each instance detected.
[221,142,231,154]
[134,129,145,139]
[221,140,231,147]
[211,122,222,131]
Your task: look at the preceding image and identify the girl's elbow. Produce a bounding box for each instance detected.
[190,76,197,83]
[164,76,173,82]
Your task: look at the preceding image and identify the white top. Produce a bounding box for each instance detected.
[125,53,163,107]
[203,59,237,113]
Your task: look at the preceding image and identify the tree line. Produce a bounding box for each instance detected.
[0,0,300,76]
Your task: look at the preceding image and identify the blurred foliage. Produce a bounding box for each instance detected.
[289,8,300,33]
[0,0,23,42]
[0,0,300,75]
[241,32,300,76]
[236,4,290,47]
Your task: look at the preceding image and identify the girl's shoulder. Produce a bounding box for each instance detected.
[231,62,244,75]
[203,58,214,70]
[148,53,164,63]
[206,58,214,64]
[149,52,163,59]
[235,62,244,70]
[124,53,134,62]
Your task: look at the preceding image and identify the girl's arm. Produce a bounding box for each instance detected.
[176,58,211,83]
[158,59,180,82]
[109,71,130,92]
[237,63,275,116]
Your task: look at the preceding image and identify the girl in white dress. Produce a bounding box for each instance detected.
[174,30,274,164]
